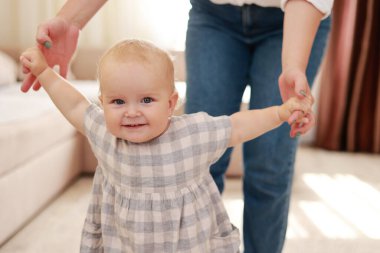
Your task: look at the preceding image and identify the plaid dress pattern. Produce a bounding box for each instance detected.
[80,104,240,253]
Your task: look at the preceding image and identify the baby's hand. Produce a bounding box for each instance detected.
[278,96,314,137]
[20,47,49,78]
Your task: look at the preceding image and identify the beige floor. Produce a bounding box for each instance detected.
[1,145,380,253]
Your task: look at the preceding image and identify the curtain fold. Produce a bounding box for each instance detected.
[316,0,380,153]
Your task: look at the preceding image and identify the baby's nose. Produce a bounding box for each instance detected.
[124,106,141,117]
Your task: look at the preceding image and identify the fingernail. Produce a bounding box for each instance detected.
[299,90,307,97]
[298,123,304,128]
[43,41,51,49]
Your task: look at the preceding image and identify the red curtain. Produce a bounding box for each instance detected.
[316,0,380,153]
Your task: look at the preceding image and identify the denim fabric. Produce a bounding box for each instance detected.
[185,0,331,252]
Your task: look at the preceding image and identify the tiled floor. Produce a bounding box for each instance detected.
[1,145,380,253]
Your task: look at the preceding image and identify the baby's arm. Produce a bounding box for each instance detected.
[20,47,90,135]
[228,96,312,147]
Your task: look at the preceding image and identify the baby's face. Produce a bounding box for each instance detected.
[99,61,177,143]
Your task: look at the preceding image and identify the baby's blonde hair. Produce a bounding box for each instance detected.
[97,39,175,91]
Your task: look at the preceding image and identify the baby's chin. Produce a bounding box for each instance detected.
[125,137,153,143]
[108,123,170,143]
[113,132,160,144]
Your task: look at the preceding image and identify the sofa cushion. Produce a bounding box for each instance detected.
[0,81,99,176]
[0,51,18,86]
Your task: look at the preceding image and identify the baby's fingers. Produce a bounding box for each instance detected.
[22,64,30,74]
[20,55,32,70]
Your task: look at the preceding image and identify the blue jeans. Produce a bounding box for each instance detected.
[185,1,331,252]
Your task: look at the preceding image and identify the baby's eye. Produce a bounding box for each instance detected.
[112,99,125,105]
[141,97,153,104]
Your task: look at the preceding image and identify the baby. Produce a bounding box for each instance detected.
[20,39,312,253]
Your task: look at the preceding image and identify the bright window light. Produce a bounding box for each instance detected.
[303,173,380,239]
[299,201,357,239]
[287,213,309,239]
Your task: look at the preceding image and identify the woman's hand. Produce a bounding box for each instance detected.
[278,68,315,137]
[21,17,79,92]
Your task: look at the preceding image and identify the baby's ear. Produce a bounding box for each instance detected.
[169,91,179,114]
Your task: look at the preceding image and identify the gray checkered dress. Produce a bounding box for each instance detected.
[80,104,240,253]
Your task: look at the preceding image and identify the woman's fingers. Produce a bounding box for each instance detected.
[288,110,302,125]
[21,74,37,93]
[290,113,315,138]
[32,82,42,91]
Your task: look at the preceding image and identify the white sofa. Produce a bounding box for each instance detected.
[0,80,99,247]
[0,48,102,245]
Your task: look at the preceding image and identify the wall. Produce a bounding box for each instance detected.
[0,0,190,53]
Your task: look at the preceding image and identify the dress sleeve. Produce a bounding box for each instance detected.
[83,103,115,161]
[191,112,232,166]
[84,103,106,141]
[281,0,334,19]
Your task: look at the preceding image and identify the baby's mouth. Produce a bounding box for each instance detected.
[123,123,147,128]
